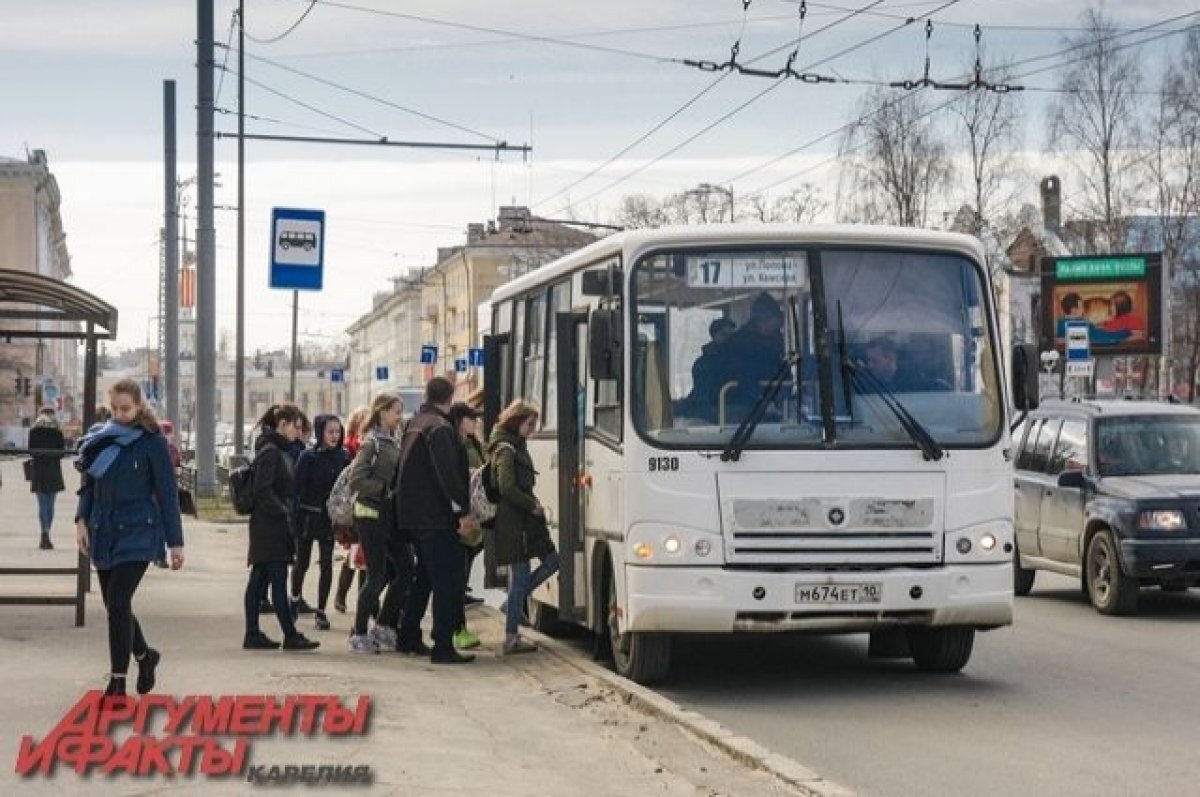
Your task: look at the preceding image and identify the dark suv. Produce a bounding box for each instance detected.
[1012,399,1200,615]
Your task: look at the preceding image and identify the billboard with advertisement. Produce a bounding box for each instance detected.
[1040,253,1162,355]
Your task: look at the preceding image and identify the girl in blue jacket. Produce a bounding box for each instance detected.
[75,379,185,701]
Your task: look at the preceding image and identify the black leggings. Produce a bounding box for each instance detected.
[291,514,334,611]
[353,507,410,636]
[97,562,150,676]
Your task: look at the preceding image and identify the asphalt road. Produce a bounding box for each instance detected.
[639,572,1200,797]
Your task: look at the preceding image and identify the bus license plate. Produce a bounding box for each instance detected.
[794,582,882,604]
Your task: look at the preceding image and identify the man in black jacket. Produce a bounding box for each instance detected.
[395,377,478,664]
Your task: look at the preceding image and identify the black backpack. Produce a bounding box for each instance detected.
[228,465,255,515]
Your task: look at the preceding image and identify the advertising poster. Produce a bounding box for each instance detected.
[1040,254,1162,355]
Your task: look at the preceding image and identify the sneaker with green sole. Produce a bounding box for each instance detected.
[453,629,481,650]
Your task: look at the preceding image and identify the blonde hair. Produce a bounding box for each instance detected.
[108,378,161,434]
[496,399,540,434]
[366,392,404,431]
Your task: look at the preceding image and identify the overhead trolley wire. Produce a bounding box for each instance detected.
[243,0,319,45]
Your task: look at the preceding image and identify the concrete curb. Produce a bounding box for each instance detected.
[509,615,856,797]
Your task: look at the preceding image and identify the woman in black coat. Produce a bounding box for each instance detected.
[28,407,66,550]
[243,404,319,652]
[290,414,348,630]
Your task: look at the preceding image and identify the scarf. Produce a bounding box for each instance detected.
[75,421,144,479]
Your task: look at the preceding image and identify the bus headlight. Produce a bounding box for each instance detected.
[633,542,654,560]
[664,536,682,555]
[946,520,1011,563]
[628,525,722,565]
[695,539,712,557]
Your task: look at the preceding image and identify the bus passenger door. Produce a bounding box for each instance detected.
[555,311,589,624]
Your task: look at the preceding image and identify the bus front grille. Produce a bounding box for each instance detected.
[727,530,942,566]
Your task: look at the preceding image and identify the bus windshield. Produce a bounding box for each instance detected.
[631,246,1002,450]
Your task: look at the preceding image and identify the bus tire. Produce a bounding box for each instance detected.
[606,567,671,684]
[906,627,974,673]
[527,597,564,636]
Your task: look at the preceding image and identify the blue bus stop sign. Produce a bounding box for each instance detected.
[454,358,468,373]
[375,366,389,381]
[420,345,438,365]
[330,369,344,383]
[468,347,485,367]
[269,207,325,291]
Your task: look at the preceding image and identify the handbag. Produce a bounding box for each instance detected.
[177,487,197,517]
[23,459,34,482]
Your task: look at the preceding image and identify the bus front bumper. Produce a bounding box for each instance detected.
[622,563,1013,634]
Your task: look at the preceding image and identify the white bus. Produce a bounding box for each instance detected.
[482,224,1039,684]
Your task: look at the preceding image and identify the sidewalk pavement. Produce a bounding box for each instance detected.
[0,459,805,796]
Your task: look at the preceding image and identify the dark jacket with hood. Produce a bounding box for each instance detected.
[489,426,553,566]
[248,430,295,565]
[293,414,349,540]
[394,404,469,535]
[76,428,184,570]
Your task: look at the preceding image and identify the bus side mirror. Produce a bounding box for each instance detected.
[589,309,622,381]
[1011,343,1040,411]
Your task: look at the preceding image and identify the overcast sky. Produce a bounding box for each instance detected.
[0,0,1193,352]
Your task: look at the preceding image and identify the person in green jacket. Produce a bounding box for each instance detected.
[489,400,559,655]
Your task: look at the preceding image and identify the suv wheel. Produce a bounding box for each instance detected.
[1086,529,1139,616]
[1013,546,1036,597]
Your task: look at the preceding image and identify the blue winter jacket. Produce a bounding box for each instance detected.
[76,431,185,569]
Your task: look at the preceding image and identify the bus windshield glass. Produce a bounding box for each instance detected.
[631,246,1002,449]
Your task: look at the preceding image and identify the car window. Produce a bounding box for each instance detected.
[1030,418,1062,474]
[1049,419,1088,474]
[1015,419,1043,471]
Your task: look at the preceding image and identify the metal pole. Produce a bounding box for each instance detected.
[290,290,299,401]
[235,0,246,455]
[195,0,217,497]
[163,80,180,427]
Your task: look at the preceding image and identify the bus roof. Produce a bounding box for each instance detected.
[487,223,987,306]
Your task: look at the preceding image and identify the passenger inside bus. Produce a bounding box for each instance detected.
[858,335,953,394]
[679,317,735,422]
[703,292,786,424]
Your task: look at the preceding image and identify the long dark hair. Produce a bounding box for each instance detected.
[257,403,302,439]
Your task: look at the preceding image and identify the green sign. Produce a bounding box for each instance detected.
[1055,257,1146,280]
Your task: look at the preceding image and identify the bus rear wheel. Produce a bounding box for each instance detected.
[605,567,671,685]
[906,627,974,673]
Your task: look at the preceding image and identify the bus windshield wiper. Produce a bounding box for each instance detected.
[842,358,945,462]
[720,353,796,463]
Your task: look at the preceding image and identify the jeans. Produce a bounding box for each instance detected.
[291,512,334,612]
[505,552,561,636]
[245,562,297,638]
[399,529,465,655]
[97,562,150,675]
[36,492,55,535]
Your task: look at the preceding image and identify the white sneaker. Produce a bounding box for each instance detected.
[369,624,398,652]
[347,634,378,654]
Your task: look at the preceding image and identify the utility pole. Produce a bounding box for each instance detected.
[163,80,180,426]
[195,0,217,496]
[289,291,299,401]
[235,0,246,454]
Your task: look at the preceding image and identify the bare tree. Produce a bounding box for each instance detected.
[837,86,954,227]
[1047,6,1143,254]
[613,194,669,229]
[950,58,1024,236]
[744,185,827,223]
[1147,29,1200,398]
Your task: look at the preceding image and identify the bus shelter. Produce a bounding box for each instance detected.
[0,269,117,626]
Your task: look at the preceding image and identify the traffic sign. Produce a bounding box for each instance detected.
[42,382,59,404]
[375,366,389,381]
[1067,360,1095,378]
[454,358,468,374]
[1065,321,1091,362]
[269,207,325,291]
[420,345,438,365]
[468,347,485,367]
[330,369,344,384]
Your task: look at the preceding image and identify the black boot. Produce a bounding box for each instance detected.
[243,631,281,650]
[39,533,53,550]
[136,648,161,694]
[282,632,320,651]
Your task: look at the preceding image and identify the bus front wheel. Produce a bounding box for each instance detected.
[605,567,671,684]
[906,627,974,673]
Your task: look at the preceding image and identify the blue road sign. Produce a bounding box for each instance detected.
[330,369,344,383]
[420,345,438,365]
[1065,321,1091,362]
[468,347,485,367]
[269,207,325,291]
[375,366,389,381]
[454,358,468,374]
